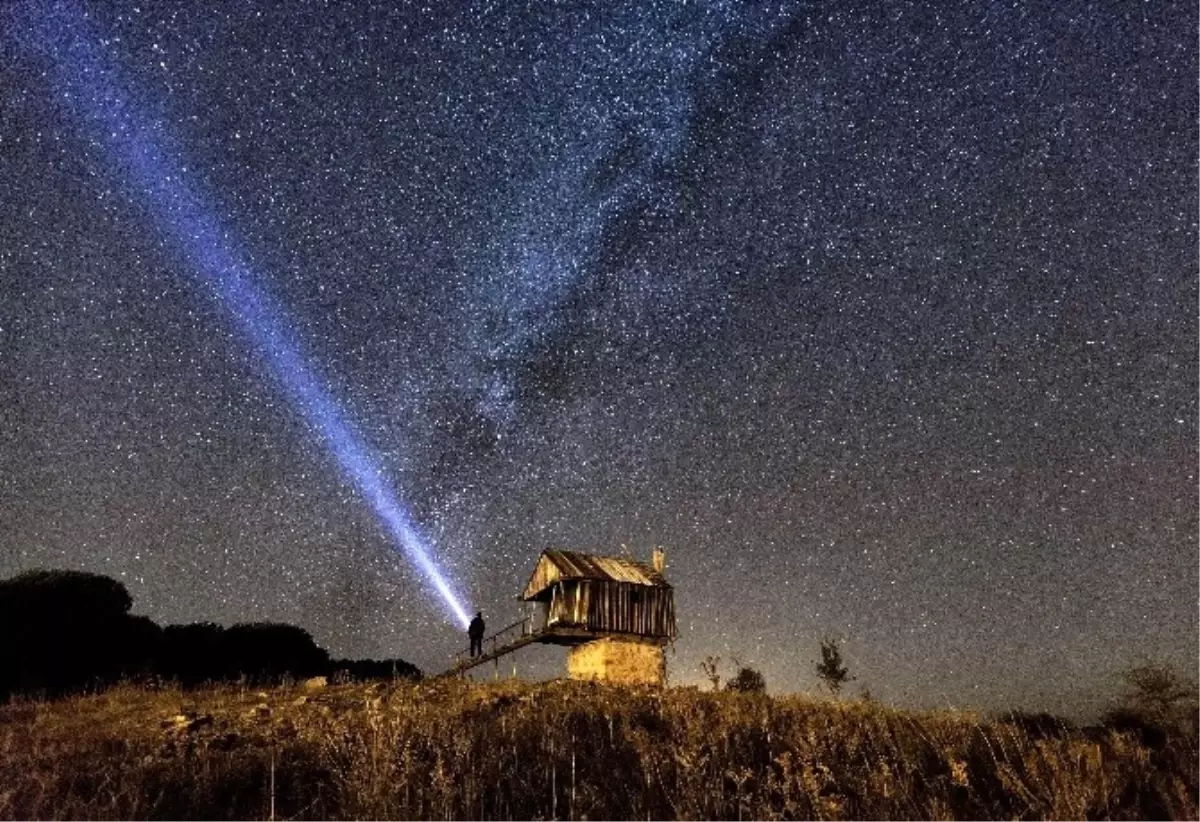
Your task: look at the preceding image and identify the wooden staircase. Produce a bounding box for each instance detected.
[436,617,600,678]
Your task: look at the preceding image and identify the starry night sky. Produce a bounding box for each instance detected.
[1,0,1196,717]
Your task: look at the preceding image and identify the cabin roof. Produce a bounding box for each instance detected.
[521,549,670,600]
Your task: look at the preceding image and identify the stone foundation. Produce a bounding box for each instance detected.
[567,636,665,686]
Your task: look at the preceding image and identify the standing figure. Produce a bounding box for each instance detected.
[468,612,485,658]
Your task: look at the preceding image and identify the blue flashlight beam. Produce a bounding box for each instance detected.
[18,2,471,629]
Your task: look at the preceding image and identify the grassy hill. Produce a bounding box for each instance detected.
[0,678,1195,820]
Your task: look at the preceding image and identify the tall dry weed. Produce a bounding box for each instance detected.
[0,678,1194,819]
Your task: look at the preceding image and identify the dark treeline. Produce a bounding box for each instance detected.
[0,569,419,699]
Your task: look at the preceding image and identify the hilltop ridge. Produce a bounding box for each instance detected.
[0,677,1195,819]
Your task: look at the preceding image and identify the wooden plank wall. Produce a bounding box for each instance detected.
[548,581,676,638]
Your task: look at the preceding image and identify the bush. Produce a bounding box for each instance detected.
[725,666,766,694]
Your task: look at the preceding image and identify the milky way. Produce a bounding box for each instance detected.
[1,0,1195,716]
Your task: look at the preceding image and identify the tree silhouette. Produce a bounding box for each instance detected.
[815,638,854,695]
[0,568,420,697]
[160,622,227,685]
[223,622,329,682]
[0,569,159,697]
[726,665,766,693]
[330,657,421,681]
[1120,662,1197,720]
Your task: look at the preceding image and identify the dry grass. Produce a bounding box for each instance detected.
[0,678,1195,820]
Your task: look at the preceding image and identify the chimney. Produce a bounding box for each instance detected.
[651,546,666,574]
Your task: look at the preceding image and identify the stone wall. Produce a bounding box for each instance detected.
[567,636,665,686]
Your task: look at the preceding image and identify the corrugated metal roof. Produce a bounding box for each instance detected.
[522,549,670,600]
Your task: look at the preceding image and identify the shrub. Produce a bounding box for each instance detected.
[725,666,766,694]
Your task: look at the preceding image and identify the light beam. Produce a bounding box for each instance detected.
[14,1,471,628]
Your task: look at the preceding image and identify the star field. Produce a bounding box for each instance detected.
[1,0,1196,717]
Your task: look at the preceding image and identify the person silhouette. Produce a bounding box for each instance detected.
[468,612,485,658]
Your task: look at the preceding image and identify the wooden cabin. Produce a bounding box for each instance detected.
[521,548,676,685]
